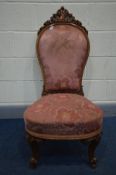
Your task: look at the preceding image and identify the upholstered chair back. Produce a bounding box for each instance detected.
[36,8,90,95]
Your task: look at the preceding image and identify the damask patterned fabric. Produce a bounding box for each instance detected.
[37,25,89,92]
[24,94,103,135]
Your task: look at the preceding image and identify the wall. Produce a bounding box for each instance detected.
[0,0,116,106]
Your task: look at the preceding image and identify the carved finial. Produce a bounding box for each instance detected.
[38,6,88,35]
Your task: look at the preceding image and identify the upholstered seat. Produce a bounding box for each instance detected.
[24,93,103,136]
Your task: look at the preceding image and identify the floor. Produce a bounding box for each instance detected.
[0,117,116,175]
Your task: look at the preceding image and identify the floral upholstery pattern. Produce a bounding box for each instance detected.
[24,94,103,135]
[37,25,89,92]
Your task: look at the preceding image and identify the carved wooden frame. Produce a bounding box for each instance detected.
[38,6,88,35]
[26,7,102,169]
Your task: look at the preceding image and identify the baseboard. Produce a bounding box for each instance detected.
[0,103,116,119]
[0,105,27,119]
[98,103,116,117]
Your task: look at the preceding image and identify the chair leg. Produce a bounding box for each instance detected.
[26,133,40,169]
[88,134,101,168]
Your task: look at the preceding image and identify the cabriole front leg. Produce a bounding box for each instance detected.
[88,134,101,168]
[26,133,39,168]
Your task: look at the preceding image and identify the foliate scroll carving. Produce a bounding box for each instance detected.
[38,6,88,35]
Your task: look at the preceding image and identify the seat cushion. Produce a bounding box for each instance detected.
[24,93,103,136]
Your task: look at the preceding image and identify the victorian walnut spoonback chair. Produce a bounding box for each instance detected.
[24,7,103,169]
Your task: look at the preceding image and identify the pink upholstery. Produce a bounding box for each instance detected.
[37,25,89,92]
[24,94,103,135]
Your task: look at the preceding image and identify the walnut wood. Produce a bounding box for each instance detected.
[42,85,84,96]
[26,133,42,168]
[88,134,101,168]
[26,130,102,168]
[26,128,102,140]
[38,6,88,35]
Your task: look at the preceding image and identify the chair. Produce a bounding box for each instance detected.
[24,7,103,168]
